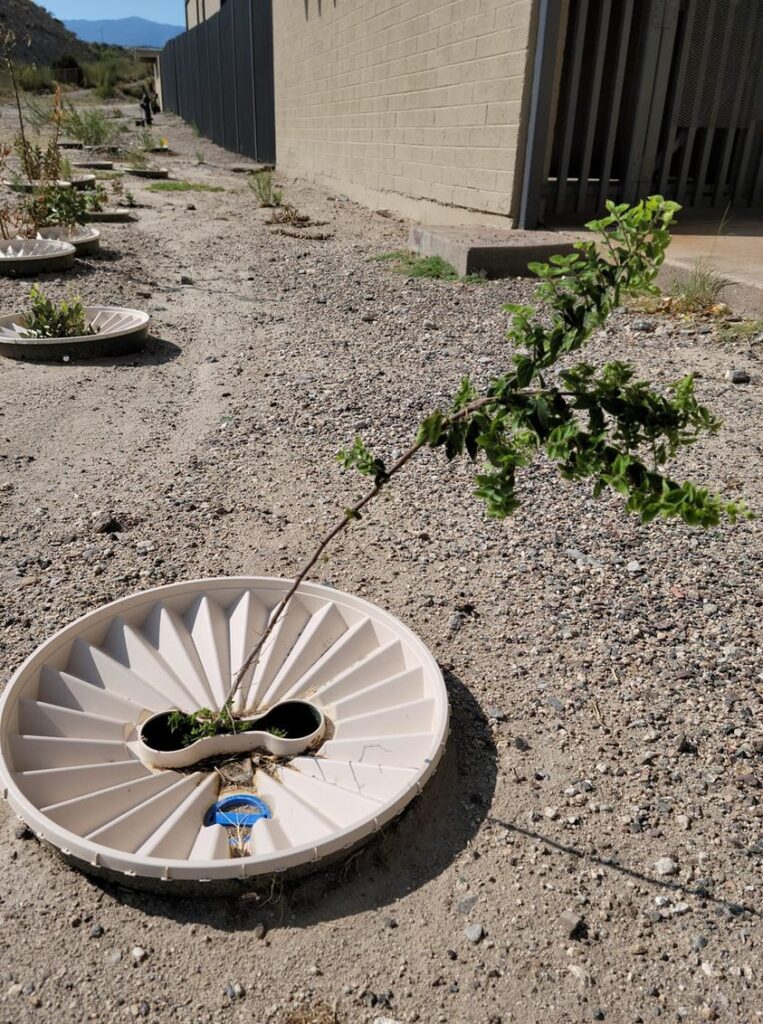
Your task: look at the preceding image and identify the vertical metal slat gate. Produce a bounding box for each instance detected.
[159,0,275,165]
[519,0,763,226]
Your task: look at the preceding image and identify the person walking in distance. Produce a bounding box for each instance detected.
[140,91,153,127]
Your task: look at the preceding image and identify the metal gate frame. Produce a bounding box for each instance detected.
[519,0,763,227]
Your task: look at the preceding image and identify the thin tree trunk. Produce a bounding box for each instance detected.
[224,394,497,710]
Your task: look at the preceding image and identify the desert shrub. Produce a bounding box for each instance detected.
[51,55,84,87]
[16,64,54,93]
[23,183,88,229]
[126,148,148,169]
[21,285,96,339]
[13,135,61,182]
[63,102,115,147]
[138,127,156,151]
[24,95,56,132]
[669,257,731,314]
[248,169,282,207]
[95,63,118,100]
[82,55,144,96]
[83,183,110,213]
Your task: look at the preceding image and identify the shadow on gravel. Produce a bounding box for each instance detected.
[90,248,124,263]
[93,669,497,930]
[14,336,181,368]
[488,818,760,920]
[132,336,182,365]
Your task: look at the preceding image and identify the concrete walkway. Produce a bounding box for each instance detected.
[409,217,763,317]
[660,218,763,317]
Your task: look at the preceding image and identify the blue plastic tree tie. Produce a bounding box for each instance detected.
[204,794,272,829]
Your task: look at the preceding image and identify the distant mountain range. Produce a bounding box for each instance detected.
[0,0,95,65]
[64,16,184,48]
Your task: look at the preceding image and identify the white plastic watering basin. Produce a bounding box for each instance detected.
[0,578,449,886]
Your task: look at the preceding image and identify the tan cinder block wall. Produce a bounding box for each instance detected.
[185,0,198,30]
[186,0,220,29]
[272,0,536,221]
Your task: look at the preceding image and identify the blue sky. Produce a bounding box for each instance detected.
[44,1,185,25]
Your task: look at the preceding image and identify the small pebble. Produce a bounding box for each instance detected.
[559,909,584,938]
[465,923,485,943]
[631,319,657,332]
[726,368,750,384]
[94,515,122,534]
[654,857,679,876]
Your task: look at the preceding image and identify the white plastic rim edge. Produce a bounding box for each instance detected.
[0,577,449,882]
[37,225,101,248]
[0,238,76,263]
[0,306,150,344]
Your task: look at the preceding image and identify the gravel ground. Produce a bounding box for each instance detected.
[0,104,761,1024]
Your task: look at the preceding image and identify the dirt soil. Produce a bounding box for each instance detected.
[0,101,761,1024]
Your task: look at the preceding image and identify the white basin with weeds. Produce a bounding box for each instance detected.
[0,577,448,887]
[0,305,149,360]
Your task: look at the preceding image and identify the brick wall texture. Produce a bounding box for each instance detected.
[186,0,221,30]
[272,0,536,218]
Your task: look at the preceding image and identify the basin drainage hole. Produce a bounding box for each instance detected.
[204,794,271,857]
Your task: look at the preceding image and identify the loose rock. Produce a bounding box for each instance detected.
[654,857,679,876]
[726,368,751,384]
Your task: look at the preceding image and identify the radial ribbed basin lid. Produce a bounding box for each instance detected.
[0,306,150,360]
[0,238,74,258]
[0,578,448,885]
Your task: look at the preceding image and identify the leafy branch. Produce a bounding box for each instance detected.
[225,197,750,709]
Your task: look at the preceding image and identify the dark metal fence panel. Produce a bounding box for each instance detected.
[218,2,239,153]
[159,0,274,164]
[252,0,276,162]
[520,0,763,225]
[207,16,224,149]
[233,0,257,159]
[197,28,213,138]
